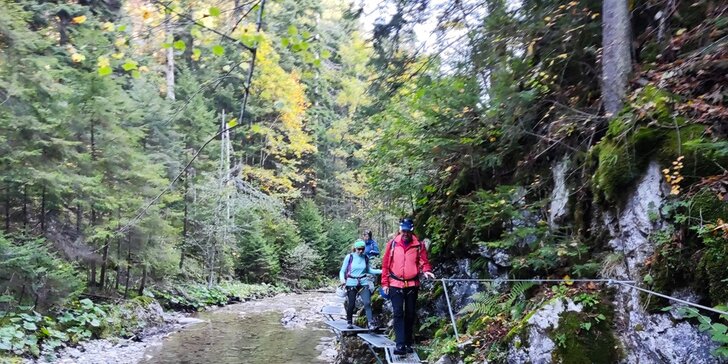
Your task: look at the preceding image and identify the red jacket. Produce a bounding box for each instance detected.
[381,234,432,288]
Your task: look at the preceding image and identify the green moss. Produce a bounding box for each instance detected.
[633,86,676,124]
[606,116,633,138]
[550,304,621,364]
[132,296,155,308]
[591,140,644,204]
[697,247,728,304]
[690,189,728,223]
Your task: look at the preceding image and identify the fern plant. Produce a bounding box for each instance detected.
[461,282,535,321]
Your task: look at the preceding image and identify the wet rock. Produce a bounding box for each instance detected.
[177,317,205,326]
[317,337,338,363]
[281,307,307,329]
[335,335,375,364]
[604,162,721,363]
[434,259,481,315]
[549,157,570,230]
[507,298,583,363]
[434,355,464,364]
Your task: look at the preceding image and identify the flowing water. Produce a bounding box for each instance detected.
[140,293,336,364]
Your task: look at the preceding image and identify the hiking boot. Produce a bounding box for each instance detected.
[367,324,377,333]
[405,345,414,354]
[393,345,406,356]
[346,322,353,329]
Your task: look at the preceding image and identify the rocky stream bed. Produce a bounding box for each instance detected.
[29,291,338,364]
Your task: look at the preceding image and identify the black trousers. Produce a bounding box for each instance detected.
[346,285,373,325]
[390,286,419,347]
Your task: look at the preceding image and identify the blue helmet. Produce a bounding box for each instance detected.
[399,218,414,232]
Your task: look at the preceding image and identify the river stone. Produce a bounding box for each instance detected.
[177,317,205,326]
[507,298,583,364]
[434,355,464,364]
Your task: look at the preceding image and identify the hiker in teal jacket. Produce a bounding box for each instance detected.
[339,240,382,331]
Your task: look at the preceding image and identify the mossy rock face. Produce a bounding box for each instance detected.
[690,189,728,223]
[550,307,621,364]
[591,138,650,204]
[697,246,728,304]
[590,86,710,205]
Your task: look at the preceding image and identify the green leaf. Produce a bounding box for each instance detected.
[212,45,225,56]
[23,322,37,331]
[131,70,141,79]
[320,49,331,59]
[161,42,172,49]
[241,33,257,48]
[117,25,127,31]
[173,40,186,51]
[287,25,298,36]
[281,37,290,47]
[713,323,728,335]
[79,298,94,308]
[98,66,113,76]
[226,119,238,129]
[121,60,138,71]
[643,274,653,284]
[208,6,221,16]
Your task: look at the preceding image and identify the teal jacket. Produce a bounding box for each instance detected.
[339,253,382,287]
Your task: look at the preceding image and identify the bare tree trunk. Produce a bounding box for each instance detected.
[57,10,71,45]
[40,185,46,233]
[89,119,98,287]
[138,264,147,296]
[124,244,132,298]
[4,185,10,232]
[179,170,189,270]
[90,264,97,287]
[657,0,676,45]
[100,240,109,290]
[115,209,122,290]
[76,203,82,233]
[165,13,175,101]
[22,184,27,230]
[602,0,632,116]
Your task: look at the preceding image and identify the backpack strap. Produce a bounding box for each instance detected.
[346,253,369,282]
[345,254,354,279]
[387,237,423,285]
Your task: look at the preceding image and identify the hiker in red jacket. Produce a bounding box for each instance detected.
[381,218,435,355]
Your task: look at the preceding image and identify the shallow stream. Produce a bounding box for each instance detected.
[140,309,331,364]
